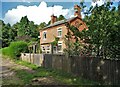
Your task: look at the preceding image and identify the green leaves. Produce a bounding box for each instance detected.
[64,2,120,58]
[82,2,120,59]
[14,16,39,41]
[2,41,28,59]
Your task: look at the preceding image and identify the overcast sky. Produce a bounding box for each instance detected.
[1,0,119,25]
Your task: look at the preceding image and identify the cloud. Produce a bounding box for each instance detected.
[91,0,104,7]
[4,1,71,25]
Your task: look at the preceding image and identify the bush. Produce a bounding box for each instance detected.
[2,41,28,59]
[2,47,12,56]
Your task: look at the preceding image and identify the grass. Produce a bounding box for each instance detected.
[14,60,99,85]
[15,70,34,84]
[15,60,38,70]
[2,56,99,85]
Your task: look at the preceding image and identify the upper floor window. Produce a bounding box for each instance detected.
[43,31,47,40]
[57,28,62,37]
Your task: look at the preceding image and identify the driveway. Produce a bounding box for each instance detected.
[1,58,24,85]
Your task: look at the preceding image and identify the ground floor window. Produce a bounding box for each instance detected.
[57,42,62,52]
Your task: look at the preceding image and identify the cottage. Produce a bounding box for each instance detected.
[39,5,87,54]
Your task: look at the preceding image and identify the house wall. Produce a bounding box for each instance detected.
[39,17,87,53]
[40,24,68,53]
[41,44,51,53]
[70,18,87,31]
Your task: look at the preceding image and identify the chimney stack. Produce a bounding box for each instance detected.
[51,14,57,24]
[74,5,81,18]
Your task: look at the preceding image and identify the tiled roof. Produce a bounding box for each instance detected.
[42,16,77,30]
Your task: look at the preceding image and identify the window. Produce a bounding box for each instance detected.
[42,47,45,50]
[43,31,47,39]
[57,42,62,52]
[57,28,62,37]
[47,46,50,50]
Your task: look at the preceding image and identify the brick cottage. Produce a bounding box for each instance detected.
[39,5,87,54]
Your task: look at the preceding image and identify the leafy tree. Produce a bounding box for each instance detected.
[15,16,39,42]
[17,16,29,36]
[64,23,91,56]
[1,20,17,48]
[64,2,120,59]
[39,22,46,30]
[28,21,39,38]
[79,2,120,59]
[2,23,11,47]
[57,15,65,21]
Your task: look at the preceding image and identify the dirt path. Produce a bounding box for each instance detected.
[1,58,32,85]
[1,58,64,86]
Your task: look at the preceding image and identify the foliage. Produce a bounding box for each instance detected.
[50,36,60,54]
[51,36,59,46]
[83,2,120,58]
[79,2,120,59]
[39,22,46,30]
[2,47,12,57]
[2,41,28,59]
[15,16,39,41]
[64,24,92,56]
[57,15,66,21]
[1,21,17,48]
[64,2,120,59]
[1,16,39,48]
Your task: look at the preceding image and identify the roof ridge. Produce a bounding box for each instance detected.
[41,16,77,30]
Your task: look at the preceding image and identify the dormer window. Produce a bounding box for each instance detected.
[43,31,47,40]
[57,28,62,37]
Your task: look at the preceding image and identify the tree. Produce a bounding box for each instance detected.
[17,16,29,36]
[15,16,39,42]
[79,2,120,59]
[1,20,18,48]
[2,23,11,47]
[64,2,120,58]
[39,22,46,30]
[57,15,65,21]
[64,23,91,56]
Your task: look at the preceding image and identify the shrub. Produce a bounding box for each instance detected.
[2,41,28,59]
[2,47,12,57]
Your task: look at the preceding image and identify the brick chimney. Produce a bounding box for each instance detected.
[51,14,57,24]
[74,5,81,18]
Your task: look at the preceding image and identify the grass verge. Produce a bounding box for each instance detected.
[14,59,99,85]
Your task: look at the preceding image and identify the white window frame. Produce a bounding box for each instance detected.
[57,27,62,37]
[43,31,47,40]
[57,41,62,52]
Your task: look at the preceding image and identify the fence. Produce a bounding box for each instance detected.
[20,53,120,85]
[20,53,44,66]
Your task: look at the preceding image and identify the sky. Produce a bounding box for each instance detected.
[0,0,119,25]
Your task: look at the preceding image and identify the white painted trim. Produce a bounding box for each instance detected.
[58,41,63,43]
[57,27,62,37]
[43,31,47,40]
